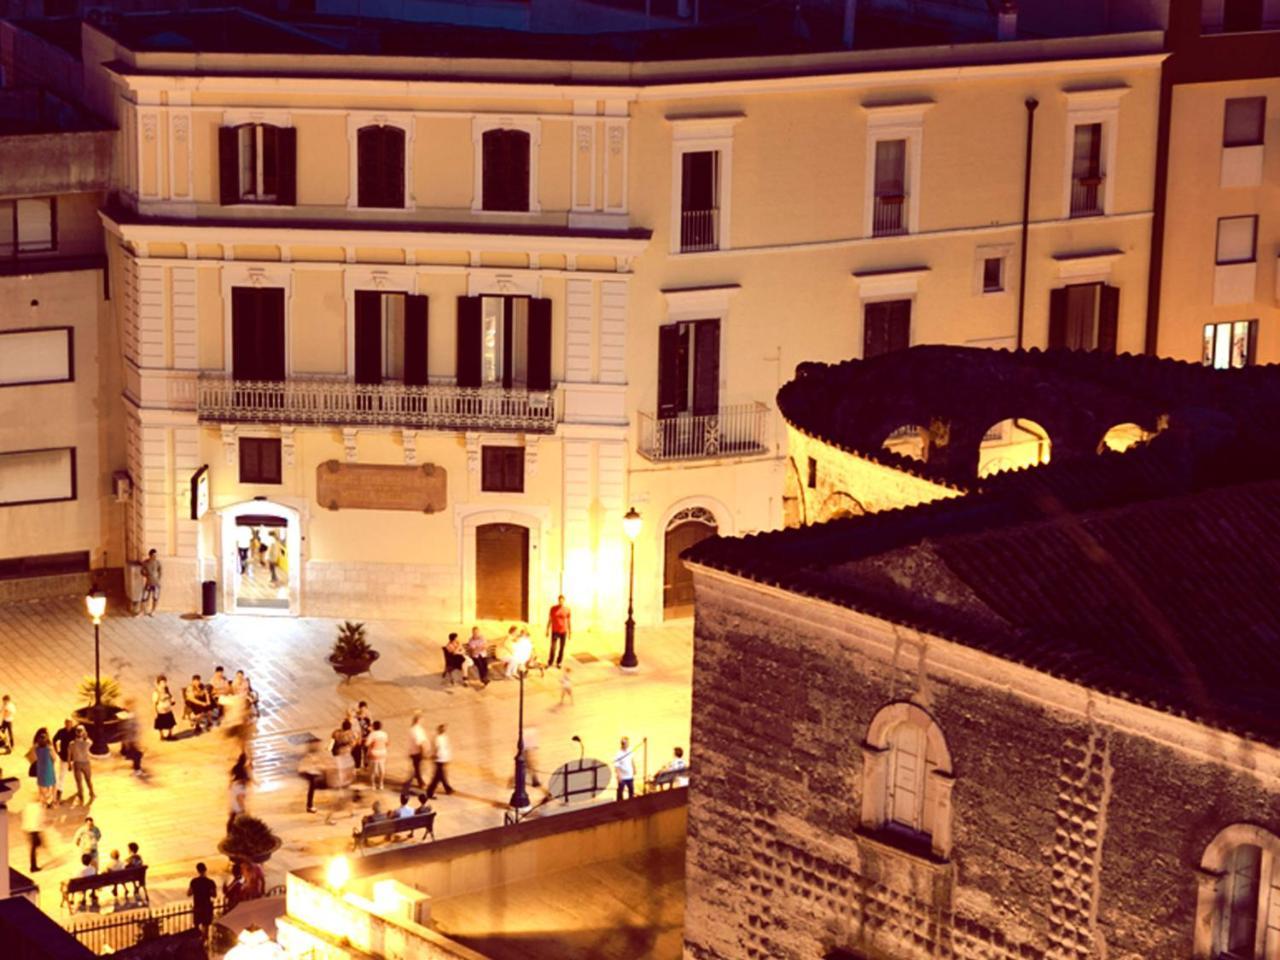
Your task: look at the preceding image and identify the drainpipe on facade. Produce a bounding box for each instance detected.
[1016,97,1038,350]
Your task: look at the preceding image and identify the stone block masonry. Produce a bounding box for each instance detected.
[302,560,458,622]
[683,573,1280,960]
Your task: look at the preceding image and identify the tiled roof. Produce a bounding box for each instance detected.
[688,418,1280,747]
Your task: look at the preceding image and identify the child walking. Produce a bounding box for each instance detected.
[559,666,574,705]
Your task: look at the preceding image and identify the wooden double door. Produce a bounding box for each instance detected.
[475,523,529,622]
[663,519,717,619]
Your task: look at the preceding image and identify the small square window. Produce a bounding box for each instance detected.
[982,257,1004,293]
[806,456,818,489]
[239,438,282,485]
[1216,215,1258,264]
[481,446,524,493]
[1224,97,1266,147]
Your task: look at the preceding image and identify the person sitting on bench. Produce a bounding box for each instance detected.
[184,675,213,731]
[75,854,98,907]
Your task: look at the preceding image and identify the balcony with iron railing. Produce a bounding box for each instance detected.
[680,208,719,252]
[872,194,906,237]
[1070,175,1104,217]
[638,402,769,462]
[196,375,559,433]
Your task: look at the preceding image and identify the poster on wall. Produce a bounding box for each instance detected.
[190,465,210,520]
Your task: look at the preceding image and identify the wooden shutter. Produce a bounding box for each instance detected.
[239,437,260,483]
[1048,288,1068,349]
[1096,284,1119,354]
[481,129,529,212]
[354,291,383,384]
[888,300,911,353]
[526,297,552,392]
[658,324,686,418]
[887,724,926,831]
[863,302,887,359]
[260,288,286,381]
[510,130,531,212]
[386,127,405,208]
[219,126,240,206]
[692,320,720,416]
[456,296,483,388]
[357,126,377,208]
[482,130,503,210]
[276,127,297,206]
[403,295,429,386]
[231,287,254,379]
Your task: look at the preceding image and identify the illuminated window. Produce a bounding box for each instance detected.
[1203,320,1258,369]
[860,702,954,858]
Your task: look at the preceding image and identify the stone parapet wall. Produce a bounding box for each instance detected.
[302,560,459,622]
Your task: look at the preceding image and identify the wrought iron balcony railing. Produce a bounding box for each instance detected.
[638,402,769,462]
[1070,175,1104,217]
[680,208,719,252]
[872,193,907,236]
[197,375,558,434]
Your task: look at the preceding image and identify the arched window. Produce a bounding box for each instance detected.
[860,702,954,859]
[1195,824,1280,959]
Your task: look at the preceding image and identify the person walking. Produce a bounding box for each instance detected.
[407,713,428,790]
[69,725,96,804]
[613,736,635,802]
[267,535,282,586]
[425,723,454,800]
[352,702,372,770]
[228,752,253,831]
[52,718,75,802]
[0,694,15,753]
[188,862,217,940]
[545,595,572,668]
[140,548,162,616]
[366,719,388,792]
[30,728,57,807]
[120,703,145,778]
[297,740,326,814]
[74,815,101,869]
[21,799,44,872]
[524,725,542,789]
[559,666,574,706]
[152,676,177,741]
[236,525,252,575]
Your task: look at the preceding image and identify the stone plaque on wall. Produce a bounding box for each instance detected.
[316,461,447,513]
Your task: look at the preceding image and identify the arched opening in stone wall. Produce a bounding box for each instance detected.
[978,418,1051,478]
[817,491,866,523]
[880,424,932,463]
[783,456,807,529]
[1097,422,1152,454]
[663,506,719,619]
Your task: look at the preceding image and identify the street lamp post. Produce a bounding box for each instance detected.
[508,633,534,815]
[620,507,642,671]
[85,588,109,757]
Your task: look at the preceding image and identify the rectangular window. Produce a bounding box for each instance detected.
[1070,123,1104,217]
[806,456,817,489]
[1048,283,1120,353]
[0,197,56,257]
[873,139,907,236]
[238,438,282,485]
[231,287,286,381]
[863,299,911,358]
[0,327,73,386]
[219,125,295,206]
[481,446,525,493]
[657,319,720,418]
[354,291,428,387]
[239,124,280,201]
[481,128,532,212]
[0,447,76,506]
[982,257,1004,293]
[356,124,406,209]
[1203,319,1258,369]
[1217,216,1258,264]
[680,151,720,252]
[480,296,529,387]
[1224,97,1266,147]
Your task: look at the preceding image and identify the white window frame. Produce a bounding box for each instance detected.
[1061,87,1127,219]
[222,110,294,204]
[975,243,1014,295]
[471,116,542,215]
[1194,824,1280,960]
[861,101,930,239]
[347,112,415,212]
[342,266,418,381]
[667,115,743,255]
[220,263,294,377]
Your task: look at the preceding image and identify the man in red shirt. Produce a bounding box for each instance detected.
[546,595,571,668]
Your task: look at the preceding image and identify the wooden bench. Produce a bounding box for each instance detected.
[352,811,436,854]
[61,865,148,910]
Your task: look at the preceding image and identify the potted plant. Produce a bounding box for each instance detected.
[218,814,282,864]
[328,621,379,680]
[71,676,128,745]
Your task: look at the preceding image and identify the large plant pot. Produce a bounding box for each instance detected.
[217,836,282,864]
[329,650,379,680]
[71,705,127,746]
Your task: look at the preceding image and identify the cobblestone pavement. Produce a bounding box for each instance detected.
[0,597,693,918]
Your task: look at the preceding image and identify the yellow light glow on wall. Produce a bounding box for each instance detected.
[326,855,350,892]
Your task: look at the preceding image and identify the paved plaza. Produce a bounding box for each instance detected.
[0,597,693,918]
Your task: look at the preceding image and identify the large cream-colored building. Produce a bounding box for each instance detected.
[1,6,1174,629]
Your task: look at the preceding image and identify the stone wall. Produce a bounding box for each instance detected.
[302,560,459,622]
[683,571,1280,960]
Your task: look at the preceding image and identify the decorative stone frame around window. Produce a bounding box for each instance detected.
[346,112,415,212]
[861,100,930,239]
[1060,87,1127,220]
[471,116,542,215]
[1194,823,1280,960]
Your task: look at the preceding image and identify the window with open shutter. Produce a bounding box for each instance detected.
[456,296,483,388]
[220,125,294,205]
[657,320,718,418]
[886,723,926,832]
[404,295,429,386]
[353,291,383,385]
[527,298,552,392]
[357,125,406,209]
[1097,284,1119,354]
[692,320,720,416]
[658,324,686,418]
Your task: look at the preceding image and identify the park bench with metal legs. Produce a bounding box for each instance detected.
[352,811,436,854]
[61,865,148,911]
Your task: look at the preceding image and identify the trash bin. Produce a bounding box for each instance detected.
[201,580,217,618]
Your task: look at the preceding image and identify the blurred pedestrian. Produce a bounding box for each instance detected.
[31,728,57,807]
[366,719,388,792]
[0,693,15,752]
[120,702,145,778]
[546,595,572,668]
[407,713,427,790]
[53,718,75,801]
[559,666,574,706]
[298,740,326,814]
[425,723,454,800]
[21,800,44,872]
[228,752,253,831]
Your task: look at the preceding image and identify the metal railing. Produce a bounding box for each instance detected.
[680,208,719,252]
[65,896,224,954]
[197,375,559,434]
[1070,175,1104,217]
[638,402,769,462]
[872,194,906,236]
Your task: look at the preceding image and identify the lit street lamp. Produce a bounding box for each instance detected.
[84,588,110,757]
[620,507,642,671]
[509,633,534,815]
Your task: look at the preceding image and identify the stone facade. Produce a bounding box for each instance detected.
[683,571,1280,960]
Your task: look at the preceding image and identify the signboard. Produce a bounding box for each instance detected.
[547,758,612,805]
[190,465,210,520]
[316,461,447,513]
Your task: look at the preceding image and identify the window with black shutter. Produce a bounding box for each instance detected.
[230,287,286,381]
[481,129,532,212]
[239,438,282,484]
[357,125,406,209]
[657,319,720,418]
[1048,283,1119,353]
[456,295,551,390]
[862,300,911,359]
[218,124,296,205]
[481,446,525,492]
[354,291,429,385]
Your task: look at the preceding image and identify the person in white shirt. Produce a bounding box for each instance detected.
[407,713,428,790]
[21,801,43,873]
[614,736,636,801]
[425,723,454,800]
[366,719,389,792]
[1,694,15,752]
[661,746,690,788]
[235,525,252,575]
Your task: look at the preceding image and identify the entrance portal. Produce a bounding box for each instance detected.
[663,507,718,619]
[233,514,291,613]
[475,523,529,621]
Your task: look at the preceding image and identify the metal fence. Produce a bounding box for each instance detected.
[638,403,769,462]
[680,208,719,252]
[872,194,907,236]
[1070,175,1104,217]
[65,897,223,955]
